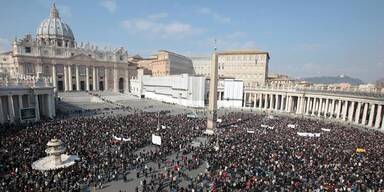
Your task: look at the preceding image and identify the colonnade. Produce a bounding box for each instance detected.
[0,88,55,124]
[242,91,384,130]
[51,64,129,93]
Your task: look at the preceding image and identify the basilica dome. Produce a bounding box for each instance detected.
[36,3,75,46]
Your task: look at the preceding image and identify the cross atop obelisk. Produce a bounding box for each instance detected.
[206,39,219,135]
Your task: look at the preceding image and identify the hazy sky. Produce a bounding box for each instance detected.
[0,0,383,82]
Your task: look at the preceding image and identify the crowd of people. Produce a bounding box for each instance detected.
[1,110,384,191]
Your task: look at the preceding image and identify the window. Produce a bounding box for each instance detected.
[25,47,31,53]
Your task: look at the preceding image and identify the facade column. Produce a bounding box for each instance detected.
[68,65,73,91]
[64,65,68,91]
[125,69,129,93]
[93,66,97,91]
[374,105,382,128]
[348,101,355,122]
[113,67,119,92]
[342,101,348,121]
[269,94,274,110]
[8,96,15,123]
[318,98,323,117]
[52,65,57,92]
[76,65,80,91]
[258,94,263,108]
[96,68,99,91]
[85,66,90,91]
[368,104,375,127]
[34,95,40,121]
[253,93,257,108]
[355,102,362,124]
[105,67,109,91]
[362,103,368,125]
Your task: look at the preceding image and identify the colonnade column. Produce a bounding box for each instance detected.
[374,105,382,128]
[348,101,355,122]
[311,98,316,116]
[93,66,97,91]
[76,65,80,91]
[368,104,375,127]
[64,65,68,91]
[355,102,362,124]
[362,103,368,125]
[324,99,329,117]
[68,65,73,91]
[8,96,15,123]
[285,96,290,112]
[253,93,257,108]
[342,101,348,121]
[275,95,279,111]
[382,113,384,129]
[336,100,341,119]
[52,65,57,92]
[34,95,40,121]
[258,94,263,108]
[263,94,267,109]
[330,99,335,118]
[85,66,89,91]
[105,67,109,91]
[18,95,23,121]
[269,94,274,110]
[318,98,323,117]
[300,97,305,114]
[0,98,4,124]
[305,97,310,115]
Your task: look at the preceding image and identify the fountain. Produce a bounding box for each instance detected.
[32,138,79,171]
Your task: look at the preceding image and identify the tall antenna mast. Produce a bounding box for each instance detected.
[214,38,217,52]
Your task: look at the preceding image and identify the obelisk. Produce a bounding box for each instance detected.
[206,49,219,135]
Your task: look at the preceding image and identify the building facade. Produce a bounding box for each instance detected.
[132,50,194,76]
[190,49,270,87]
[131,73,206,107]
[0,3,136,93]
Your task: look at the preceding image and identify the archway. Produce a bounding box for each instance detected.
[119,78,124,93]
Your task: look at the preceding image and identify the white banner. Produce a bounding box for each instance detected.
[261,124,268,128]
[287,124,296,128]
[321,128,331,132]
[247,129,255,134]
[297,132,321,137]
[217,119,222,123]
[152,134,162,145]
[113,135,131,142]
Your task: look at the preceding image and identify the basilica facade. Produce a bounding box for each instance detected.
[0,3,136,93]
